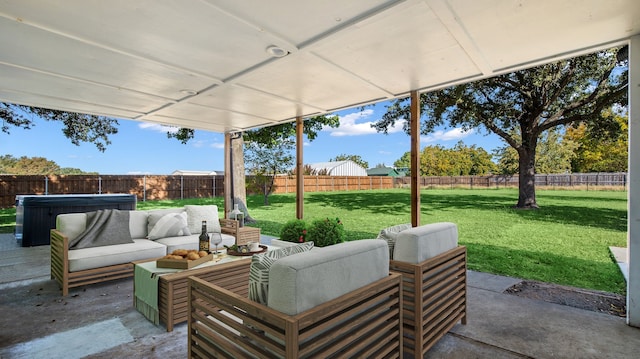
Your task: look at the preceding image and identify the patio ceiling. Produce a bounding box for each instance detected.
[1,0,639,133]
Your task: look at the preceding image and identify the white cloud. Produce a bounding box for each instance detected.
[138,122,179,133]
[323,109,405,137]
[192,140,206,148]
[422,128,473,143]
[210,142,224,149]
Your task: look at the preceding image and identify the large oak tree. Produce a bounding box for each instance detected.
[375,46,628,208]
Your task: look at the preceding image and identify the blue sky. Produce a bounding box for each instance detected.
[1,101,505,174]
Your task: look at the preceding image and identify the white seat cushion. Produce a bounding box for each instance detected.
[393,222,458,264]
[68,239,166,272]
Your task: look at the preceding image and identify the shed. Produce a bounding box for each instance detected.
[367,167,404,177]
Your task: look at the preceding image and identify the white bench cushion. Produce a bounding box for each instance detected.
[393,222,458,264]
[268,240,389,315]
[68,239,166,272]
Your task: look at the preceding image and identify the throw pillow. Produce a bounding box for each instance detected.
[147,212,191,240]
[185,205,221,234]
[377,223,412,259]
[248,242,315,305]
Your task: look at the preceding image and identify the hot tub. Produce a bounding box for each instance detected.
[15,194,137,247]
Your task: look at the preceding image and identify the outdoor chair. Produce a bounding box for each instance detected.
[188,240,403,358]
[383,222,467,358]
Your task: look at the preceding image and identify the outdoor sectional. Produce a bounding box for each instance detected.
[50,205,239,296]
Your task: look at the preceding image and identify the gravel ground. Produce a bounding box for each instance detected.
[505,280,626,317]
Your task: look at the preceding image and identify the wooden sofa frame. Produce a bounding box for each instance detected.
[188,264,403,359]
[389,245,467,358]
[51,218,239,296]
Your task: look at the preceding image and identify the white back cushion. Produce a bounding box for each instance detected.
[268,240,389,315]
[129,211,149,239]
[393,222,458,264]
[56,213,87,241]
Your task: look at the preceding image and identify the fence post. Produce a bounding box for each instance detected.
[44,176,49,195]
[98,176,102,194]
[143,175,147,202]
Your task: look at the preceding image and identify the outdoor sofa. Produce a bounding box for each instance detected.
[50,205,239,296]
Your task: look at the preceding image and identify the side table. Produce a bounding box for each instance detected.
[235,227,261,246]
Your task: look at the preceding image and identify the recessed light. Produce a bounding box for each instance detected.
[180,89,198,96]
[266,45,288,58]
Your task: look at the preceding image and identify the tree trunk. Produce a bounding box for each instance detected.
[516,145,539,209]
[231,135,256,223]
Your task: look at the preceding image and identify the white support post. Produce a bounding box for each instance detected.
[628,34,640,327]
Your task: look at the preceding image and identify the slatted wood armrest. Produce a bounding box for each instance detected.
[50,229,70,295]
[219,218,239,237]
[389,245,467,358]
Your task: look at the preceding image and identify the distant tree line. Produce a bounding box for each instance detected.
[0,155,96,175]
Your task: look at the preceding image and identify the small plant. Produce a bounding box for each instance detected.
[280,219,308,243]
[306,217,345,247]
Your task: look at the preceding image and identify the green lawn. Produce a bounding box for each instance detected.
[1,188,627,294]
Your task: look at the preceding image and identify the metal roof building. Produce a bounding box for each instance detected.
[307,161,367,176]
[171,170,223,176]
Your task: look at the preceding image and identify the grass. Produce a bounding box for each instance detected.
[0,188,627,294]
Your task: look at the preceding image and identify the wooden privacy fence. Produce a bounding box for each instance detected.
[394,172,627,189]
[0,175,225,208]
[0,174,394,208]
[0,172,626,208]
[270,175,394,194]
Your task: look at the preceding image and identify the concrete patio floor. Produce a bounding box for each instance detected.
[1,233,639,358]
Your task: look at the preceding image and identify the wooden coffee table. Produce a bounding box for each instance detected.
[134,254,251,331]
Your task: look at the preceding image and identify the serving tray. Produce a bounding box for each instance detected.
[156,253,214,269]
[226,245,267,256]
